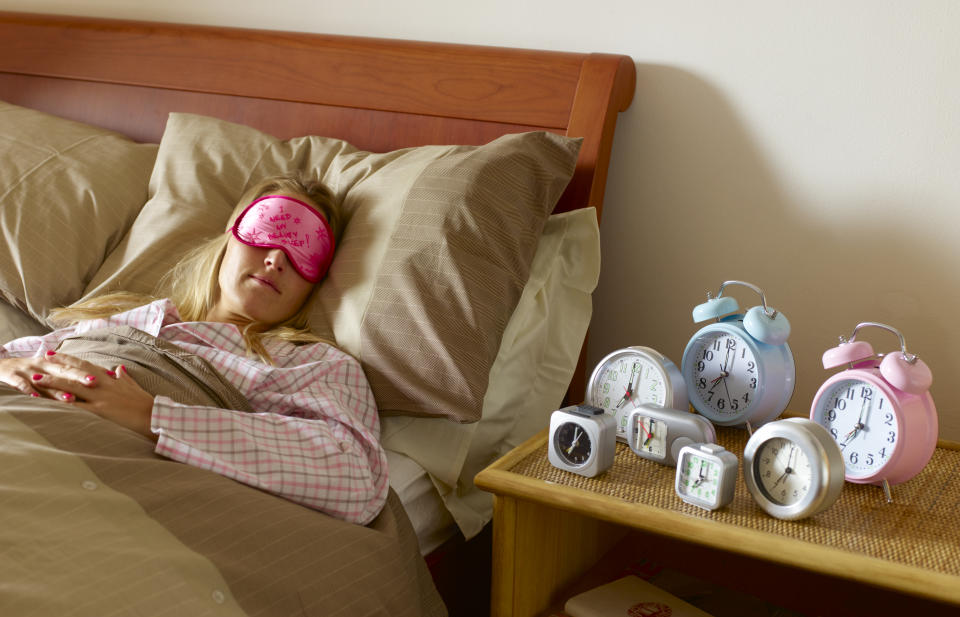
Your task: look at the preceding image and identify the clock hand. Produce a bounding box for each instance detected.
[639,418,653,446]
[710,371,729,387]
[566,427,583,454]
[718,344,738,405]
[631,365,643,407]
[721,377,733,408]
[861,393,874,432]
[711,348,731,387]
[692,461,706,487]
[771,445,796,488]
[842,398,869,445]
[785,444,797,477]
[620,362,643,407]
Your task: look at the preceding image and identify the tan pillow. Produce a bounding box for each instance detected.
[381,208,600,535]
[448,207,599,535]
[83,113,580,423]
[0,101,157,321]
[0,299,50,344]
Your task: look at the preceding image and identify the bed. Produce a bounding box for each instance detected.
[0,11,635,616]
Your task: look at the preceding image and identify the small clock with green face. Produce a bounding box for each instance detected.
[674,443,739,511]
[586,346,688,443]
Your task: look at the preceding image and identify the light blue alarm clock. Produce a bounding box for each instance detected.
[680,280,795,430]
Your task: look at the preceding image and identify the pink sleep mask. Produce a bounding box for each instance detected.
[231,195,335,283]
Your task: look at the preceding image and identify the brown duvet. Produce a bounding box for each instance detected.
[0,327,445,617]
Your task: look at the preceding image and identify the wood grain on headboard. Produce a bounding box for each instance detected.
[0,11,635,401]
[0,12,633,216]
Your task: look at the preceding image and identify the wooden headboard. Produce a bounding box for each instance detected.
[0,11,635,399]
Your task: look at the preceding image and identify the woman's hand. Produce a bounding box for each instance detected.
[0,352,157,440]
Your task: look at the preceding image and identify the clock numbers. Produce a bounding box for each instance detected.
[634,416,667,459]
[688,332,758,419]
[675,443,738,510]
[812,379,898,480]
[678,454,719,502]
[755,437,812,506]
[591,351,670,438]
[555,422,593,465]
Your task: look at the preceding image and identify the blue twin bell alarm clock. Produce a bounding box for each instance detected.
[680,280,795,430]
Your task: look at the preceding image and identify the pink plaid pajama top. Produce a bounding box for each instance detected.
[1,299,388,525]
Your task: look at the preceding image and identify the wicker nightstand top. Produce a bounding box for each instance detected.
[478,425,960,605]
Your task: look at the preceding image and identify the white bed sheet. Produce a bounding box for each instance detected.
[386,449,458,555]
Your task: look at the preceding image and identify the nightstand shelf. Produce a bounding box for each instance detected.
[475,425,960,617]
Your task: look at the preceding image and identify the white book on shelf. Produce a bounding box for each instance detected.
[564,575,715,617]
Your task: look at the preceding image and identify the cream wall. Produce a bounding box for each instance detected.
[4,1,960,441]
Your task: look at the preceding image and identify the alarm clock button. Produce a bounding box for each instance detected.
[692,296,739,323]
[879,353,933,394]
[821,340,875,369]
[743,306,791,346]
[697,443,725,456]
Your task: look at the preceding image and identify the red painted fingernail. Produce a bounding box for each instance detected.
[31,374,43,381]
[45,350,56,356]
[120,365,127,373]
[84,375,96,383]
[61,393,74,401]
[106,370,116,377]
[30,392,39,397]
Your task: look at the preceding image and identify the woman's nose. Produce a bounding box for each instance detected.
[264,249,287,271]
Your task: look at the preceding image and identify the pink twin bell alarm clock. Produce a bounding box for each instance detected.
[809,322,938,499]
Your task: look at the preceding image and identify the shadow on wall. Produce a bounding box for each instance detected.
[589,62,960,440]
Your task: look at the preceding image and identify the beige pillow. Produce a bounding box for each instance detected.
[0,299,50,344]
[0,101,157,321]
[382,207,600,539]
[452,208,599,528]
[83,113,580,423]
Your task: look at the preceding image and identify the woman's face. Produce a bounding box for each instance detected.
[207,194,319,327]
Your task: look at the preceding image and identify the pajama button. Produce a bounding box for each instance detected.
[212,590,225,604]
[82,480,98,491]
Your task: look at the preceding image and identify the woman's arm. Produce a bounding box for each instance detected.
[149,349,388,525]
[4,306,389,525]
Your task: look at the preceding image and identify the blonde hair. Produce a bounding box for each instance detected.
[49,174,343,363]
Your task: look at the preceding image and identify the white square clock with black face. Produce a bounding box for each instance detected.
[548,404,617,478]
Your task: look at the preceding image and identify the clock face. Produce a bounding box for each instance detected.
[753,436,812,506]
[687,330,758,421]
[589,350,669,437]
[812,378,898,480]
[634,416,667,459]
[554,421,594,466]
[677,452,721,504]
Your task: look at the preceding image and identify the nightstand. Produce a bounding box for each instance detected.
[474,426,960,617]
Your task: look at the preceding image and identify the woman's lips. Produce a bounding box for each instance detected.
[251,275,280,293]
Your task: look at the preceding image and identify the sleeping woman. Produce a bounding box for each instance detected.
[0,174,388,525]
